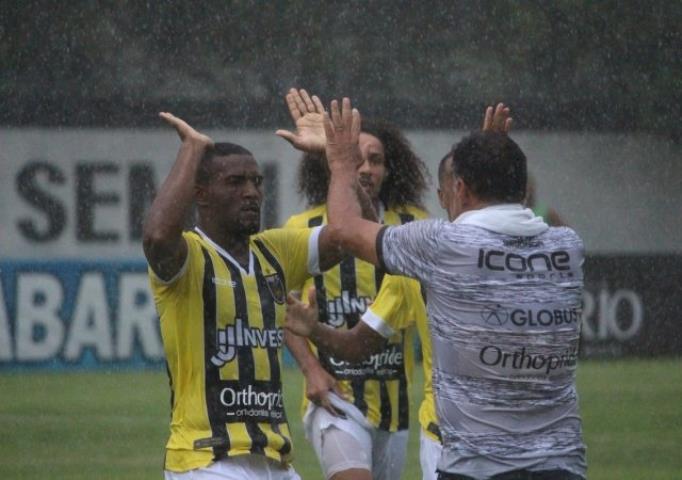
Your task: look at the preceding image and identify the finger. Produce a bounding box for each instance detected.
[307,287,317,309]
[275,129,297,145]
[330,100,341,128]
[312,95,325,114]
[351,108,361,144]
[292,89,308,118]
[493,103,506,130]
[341,97,352,129]
[322,111,335,141]
[331,383,347,400]
[504,117,513,133]
[286,292,301,306]
[482,106,493,131]
[285,93,302,121]
[300,89,316,112]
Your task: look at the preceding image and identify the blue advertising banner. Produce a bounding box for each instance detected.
[0,260,163,370]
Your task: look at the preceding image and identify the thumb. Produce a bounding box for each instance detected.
[286,292,300,306]
[275,129,297,145]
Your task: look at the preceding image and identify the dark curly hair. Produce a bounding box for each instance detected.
[297,119,430,208]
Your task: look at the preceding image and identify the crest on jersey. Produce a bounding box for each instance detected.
[265,273,286,304]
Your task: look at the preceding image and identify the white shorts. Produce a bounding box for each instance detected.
[164,454,301,480]
[303,393,409,480]
[419,429,443,480]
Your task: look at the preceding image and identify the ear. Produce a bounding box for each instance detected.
[195,184,209,207]
[456,177,476,206]
[437,187,446,209]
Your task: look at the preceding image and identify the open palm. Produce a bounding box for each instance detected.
[276,88,327,152]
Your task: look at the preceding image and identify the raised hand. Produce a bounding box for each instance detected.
[284,288,319,338]
[159,112,214,147]
[275,88,327,152]
[482,103,513,134]
[323,97,362,170]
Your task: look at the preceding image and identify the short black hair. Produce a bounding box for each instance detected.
[196,142,253,185]
[449,131,527,203]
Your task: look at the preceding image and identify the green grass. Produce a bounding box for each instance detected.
[1,359,681,479]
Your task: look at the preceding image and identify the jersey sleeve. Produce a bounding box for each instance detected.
[255,227,322,291]
[361,275,424,338]
[148,232,202,307]
[378,218,444,282]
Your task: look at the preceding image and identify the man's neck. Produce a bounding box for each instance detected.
[197,222,251,267]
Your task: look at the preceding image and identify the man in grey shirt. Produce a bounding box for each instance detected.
[318,99,586,480]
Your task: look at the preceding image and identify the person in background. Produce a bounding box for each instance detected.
[277,88,429,480]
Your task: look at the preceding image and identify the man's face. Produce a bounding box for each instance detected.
[357,132,387,201]
[198,154,264,235]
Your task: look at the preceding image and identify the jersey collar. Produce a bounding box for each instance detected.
[194,227,254,276]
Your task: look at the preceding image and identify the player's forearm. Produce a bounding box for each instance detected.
[143,140,206,245]
[309,321,376,363]
[327,166,382,264]
[284,330,324,375]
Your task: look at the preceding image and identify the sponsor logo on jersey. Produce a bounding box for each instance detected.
[210,318,284,367]
[477,248,574,279]
[219,384,285,420]
[328,342,404,378]
[481,306,581,327]
[264,273,286,304]
[326,291,372,327]
[479,345,578,374]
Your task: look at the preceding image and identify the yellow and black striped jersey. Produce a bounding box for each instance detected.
[149,226,319,472]
[362,274,440,443]
[284,203,428,432]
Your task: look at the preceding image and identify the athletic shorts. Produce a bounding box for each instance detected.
[164,454,301,480]
[420,428,443,480]
[303,392,409,480]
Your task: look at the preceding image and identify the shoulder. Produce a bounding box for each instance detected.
[544,226,584,250]
[283,204,327,228]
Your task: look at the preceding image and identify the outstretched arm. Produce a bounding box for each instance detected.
[285,288,387,362]
[143,113,213,280]
[324,98,384,265]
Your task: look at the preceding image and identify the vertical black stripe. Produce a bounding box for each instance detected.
[201,248,229,459]
[220,256,255,382]
[165,361,174,417]
[307,216,329,324]
[397,332,410,430]
[340,256,358,327]
[252,254,281,385]
[378,379,392,430]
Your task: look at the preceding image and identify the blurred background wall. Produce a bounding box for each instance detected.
[1,1,681,367]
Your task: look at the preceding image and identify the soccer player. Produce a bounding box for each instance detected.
[321,98,587,480]
[143,112,345,480]
[284,274,441,480]
[276,88,429,480]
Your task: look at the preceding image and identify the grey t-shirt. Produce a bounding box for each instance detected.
[379,210,586,478]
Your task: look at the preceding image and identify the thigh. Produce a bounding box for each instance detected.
[318,426,373,480]
[419,430,442,480]
[371,428,409,480]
